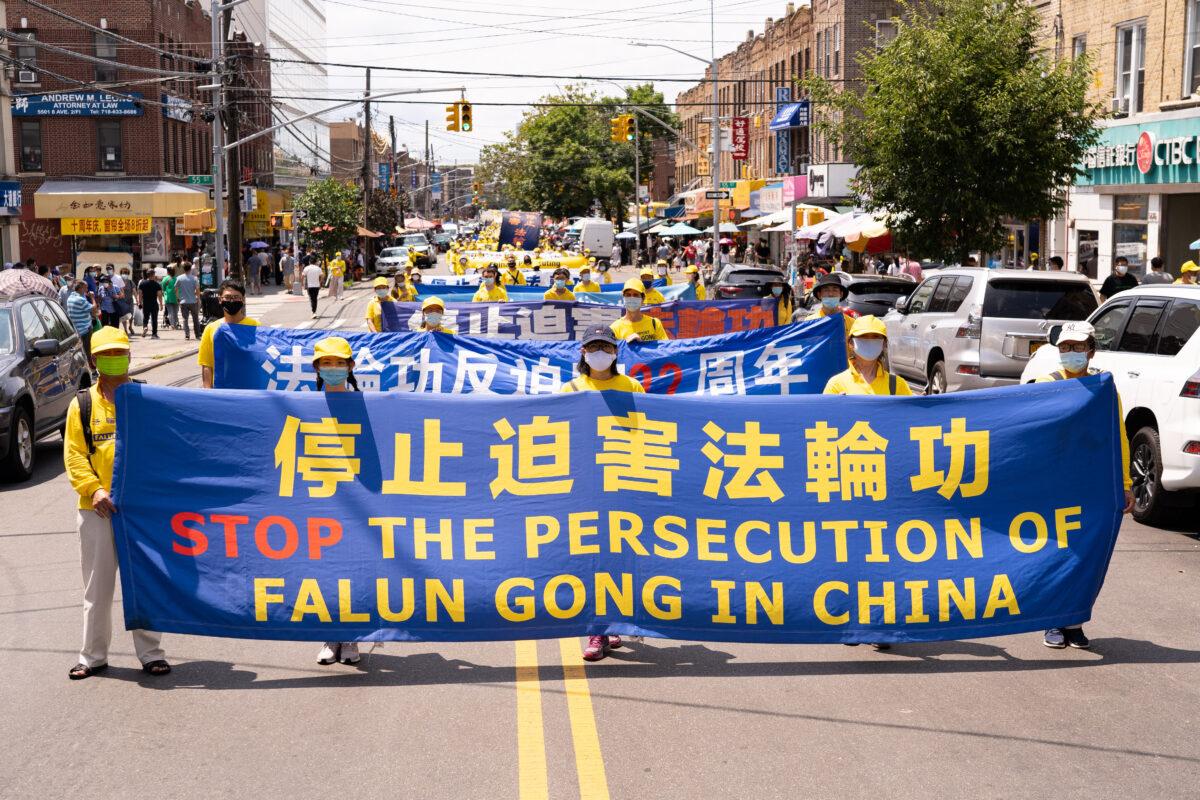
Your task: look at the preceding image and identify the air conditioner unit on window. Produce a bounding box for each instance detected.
[1112,96,1130,115]
[17,71,37,84]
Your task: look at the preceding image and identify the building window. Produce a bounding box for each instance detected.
[95,32,118,83]
[98,121,122,171]
[833,23,841,76]
[20,121,42,171]
[13,31,38,83]
[1115,21,1146,114]
[1072,34,1087,59]
[1187,1,1200,95]
[817,31,824,78]
[877,20,898,49]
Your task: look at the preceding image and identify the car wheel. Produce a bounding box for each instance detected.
[926,360,947,395]
[1130,426,1172,526]
[1,406,35,483]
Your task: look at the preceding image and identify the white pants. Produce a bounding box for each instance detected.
[78,510,164,668]
[328,275,343,299]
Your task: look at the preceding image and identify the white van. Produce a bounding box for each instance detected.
[574,218,615,259]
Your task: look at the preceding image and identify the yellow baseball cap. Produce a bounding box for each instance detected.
[312,336,352,362]
[622,278,646,295]
[639,267,655,278]
[91,326,130,355]
[421,296,445,311]
[684,265,699,274]
[1181,260,1200,273]
[373,276,389,288]
[849,315,887,338]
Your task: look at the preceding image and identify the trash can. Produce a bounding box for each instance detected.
[200,288,222,326]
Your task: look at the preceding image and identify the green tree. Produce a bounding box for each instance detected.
[293,178,362,259]
[804,0,1102,261]
[365,188,405,236]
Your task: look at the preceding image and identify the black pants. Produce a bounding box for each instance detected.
[307,287,319,313]
[101,311,118,328]
[180,303,200,338]
[142,306,158,336]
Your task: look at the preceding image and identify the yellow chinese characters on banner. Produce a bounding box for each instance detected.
[61,217,153,236]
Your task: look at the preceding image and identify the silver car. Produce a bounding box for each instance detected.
[883,268,1099,393]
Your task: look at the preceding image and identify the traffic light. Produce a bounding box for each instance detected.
[472,180,483,193]
[445,102,460,132]
[622,114,635,142]
[459,101,473,132]
[610,116,622,143]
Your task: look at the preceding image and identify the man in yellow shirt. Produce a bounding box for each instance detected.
[473,265,509,302]
[366,276,390,332]
[199,279,261,388]
[611,278,670,343]
[544,267,576,301]
[823,315,912,396]
[637,268,667,305]
[684,265,706,300]
[1033,320,1133,650]
[64,326,169,680]
[501,254,526,286]
[574,264,602,294]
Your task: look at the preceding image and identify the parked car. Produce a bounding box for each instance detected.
[883,268,1099,394]
[798,273,917,318]
[432,233,453,253]
[1020,285,1200,525]
[712,265,790,301]
[0,292,90,481]
[400,234,434,268]
[374,247,410,276]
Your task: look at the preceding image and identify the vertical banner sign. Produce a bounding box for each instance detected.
[731,116,749,161]
[432,172,443,200]
[378,163,390,191]
[497,211,543,250]
[110,377,1126,643]
[411,169,418,189]
[775,87,792,176]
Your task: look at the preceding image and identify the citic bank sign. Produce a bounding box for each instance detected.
[1081,117,1200,186]
[1134,130,1196,173]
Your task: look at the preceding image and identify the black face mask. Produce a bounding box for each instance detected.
[220,300,245,315]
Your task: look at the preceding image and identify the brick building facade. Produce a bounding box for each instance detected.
[8,0,272,267]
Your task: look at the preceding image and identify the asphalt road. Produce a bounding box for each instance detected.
[2,257,1199,799]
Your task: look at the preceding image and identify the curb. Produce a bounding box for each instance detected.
[130,345,199,377]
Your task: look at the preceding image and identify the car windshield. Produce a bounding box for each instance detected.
[403,236,426,247]
[0,308,12,354]
[848,280,911,298]
[982,279,1097,321]
[724,269,783,283]
[380,248,404,258]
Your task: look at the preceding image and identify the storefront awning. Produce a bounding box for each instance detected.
[357,225,384,238]
[770,102,810,131]
[34,179,208,219]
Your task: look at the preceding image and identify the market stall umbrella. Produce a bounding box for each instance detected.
[719,237,735,246]
[615,231,638,239]
[0,269,57,301]
[248,241,269,249]
[356,225,383,238]
[659,222,702,236]
[704,222,741,234]
[402,217,437,231]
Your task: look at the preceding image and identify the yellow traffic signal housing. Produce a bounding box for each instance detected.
[622,114,635,141]
[460,101,473,132]
[610,116,622,142]
[183,208,215,233]
[445,103,460,132]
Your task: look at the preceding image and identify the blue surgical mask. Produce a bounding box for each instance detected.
[319,366,349,387]
[1060,351,1089,373]
[852,338,885,361]
[772,286,783,296]
[821,296,840,310]
[579,273,591,283]
[554,279,566,289]
[642,279,653,289]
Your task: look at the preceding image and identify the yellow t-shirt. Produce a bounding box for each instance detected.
[692,282,707,301]
[544,288,576,301]
[392,283,418,302]
[472,284,509,302]
[329,259,345,278]
[64,385,117,510]
[611,314,669,342]
[365,296,386,330]
[198,317,261,369]
[420,325,456,334]
[561,373,645,393]
[657,274,673,286]
[807,307,855,336]
[824,365,912,396]
[776,294,793,326]
[501,267,527,286]
[574,280,602,294]
[643,287,667,305]
[1035,369,1132,490]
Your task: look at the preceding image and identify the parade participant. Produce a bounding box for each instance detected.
[655,259,673,285]
[806,273,857,336]
[392,271,417,302]
[473,265,509,302]
[544,267,576,301]
[65,327,169,680]
[574,264,601,294]
[327,252,346,300]
[638,268,667,305]
[455,255,470,276]
[824,316,912,396]
[561,324,643,393]
[612,278,670,343]
[418,297,455,333]
[684,265,706,300]
[365,277,390,332]
[1035,321,1133,650]
[199,280,260,389]
[310,337,362,666]
[770,277,793,326]
[502,253,526,286]
[1176,260,1200,285]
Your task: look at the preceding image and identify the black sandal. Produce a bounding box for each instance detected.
[68,662,107,680]
[141,660,172,676]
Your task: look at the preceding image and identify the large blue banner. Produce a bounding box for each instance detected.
[498,211,543,250]
[381,298,778,340]
[111,376,1125,643]
[214,316,844,395]
[417,282,696,303]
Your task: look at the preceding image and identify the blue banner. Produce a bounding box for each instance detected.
[0,181,20,216]
[381,298,778,340]
[498,211,543,250]
[13,91,143,117]
[111,376,1125,643]
[214,316,844,395]
[417,282,696,303]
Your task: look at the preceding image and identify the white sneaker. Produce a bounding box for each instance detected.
[339,642,360,664]
[317,643,340,664]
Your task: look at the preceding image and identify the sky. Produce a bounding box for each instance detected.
[299,0,795,166]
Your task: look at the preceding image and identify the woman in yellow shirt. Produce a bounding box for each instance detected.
[544,267,576,301]
[610,278,670,343]
[823,315,912,396]
[418,296,455,333]
[684,265,705,300]
[655,259,673,285]
[574,264,601,294]
[365,277,390,332]
[472,265,509,302]
[391,273,417,302]
[327,256,346,300]
[770,277,793,326]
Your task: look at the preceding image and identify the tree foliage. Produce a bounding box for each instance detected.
[365,188,407,236]
[477,84,680,220]
[294,178,362,259]
[804,0,1102,260]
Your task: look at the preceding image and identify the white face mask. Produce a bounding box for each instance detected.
[1115,265,1128,276]
[623,296,643,311]
[584,349,617,372]
[375,289,389,298]
[484,276,495,286]
[579,273,591,283]
[425,312,443,327]
[658,267,668,275]
[852,338,885,361]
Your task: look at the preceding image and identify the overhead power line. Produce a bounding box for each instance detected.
[16,0,210,64]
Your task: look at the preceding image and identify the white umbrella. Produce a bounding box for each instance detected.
[660,222,702,236]
[615,231,638,239]
[739,209,789,228]
[703,222,741,234]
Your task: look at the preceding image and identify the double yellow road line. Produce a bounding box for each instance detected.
[515,639,610,800]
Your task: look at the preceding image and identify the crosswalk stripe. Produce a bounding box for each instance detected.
[327,318,346,330]
[293,320,315,330]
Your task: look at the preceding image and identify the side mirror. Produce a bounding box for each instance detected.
[893,295,909,313]
[1048,324,1063,345]
[31,338,59,358]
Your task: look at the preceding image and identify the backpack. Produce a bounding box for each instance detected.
[76,383,143,455]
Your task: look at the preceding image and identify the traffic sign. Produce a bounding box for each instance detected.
[187,175,213,185]
[293,209,308,221]
[705,190,730,199]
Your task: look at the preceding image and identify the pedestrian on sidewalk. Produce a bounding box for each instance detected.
[1100,257,1140,299]
[1142,256,1173,285]
[198,279,260,389]
[162,263,179,330]
[65,280,97,366]
[136,269,163,339]
[97,277,117,328]
[65,326,170,680]
[302,260,324,317]
[246,250,262,297]
[175,262,200,340]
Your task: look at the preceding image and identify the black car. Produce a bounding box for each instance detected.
[0,293,90,481]
[797,273,916,318]
[712,265,791,300]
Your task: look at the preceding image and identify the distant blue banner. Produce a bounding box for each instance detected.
[382,298,777,340]
[110,376,1125,642]
[13,91,143,117]
[417,282,695,304]
[0,181,20,216]
[498,211,543,250]
[214,316,844,395]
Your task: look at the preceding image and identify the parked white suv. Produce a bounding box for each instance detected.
[1020,285,1200,525]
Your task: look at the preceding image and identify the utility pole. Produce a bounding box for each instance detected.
[390,115,404,231]
[360,67,372,225]
[711,56,721,256]
[225,21,243,283]
[423,120,430,218]
[633,114,642,268]
[209,0,226,286]
[0,1,21,264]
